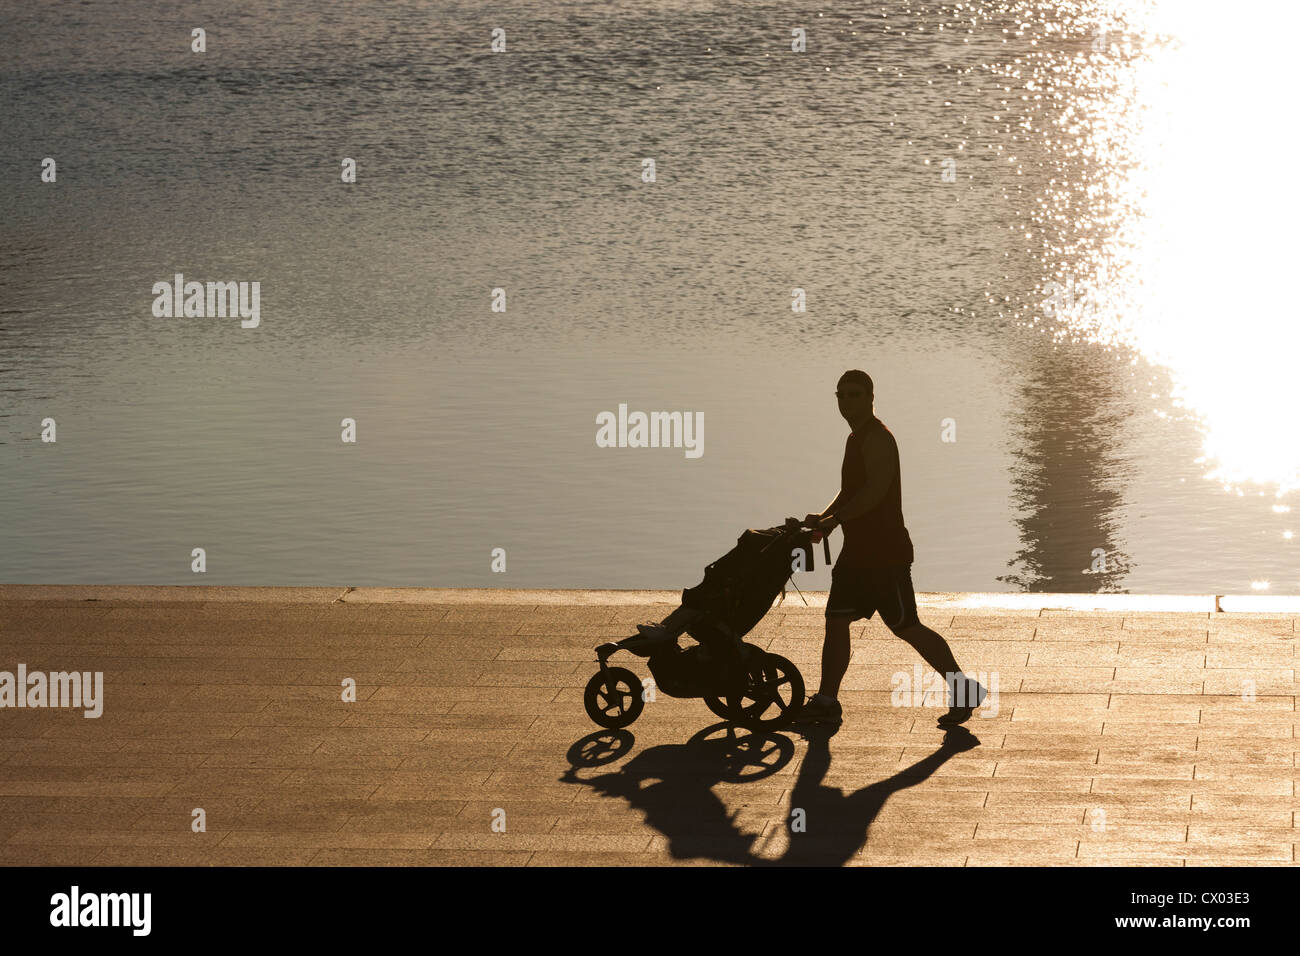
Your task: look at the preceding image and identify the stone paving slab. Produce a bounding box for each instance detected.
[0,589,1297,866]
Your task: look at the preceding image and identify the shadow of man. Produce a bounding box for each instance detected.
[765,724,980,866]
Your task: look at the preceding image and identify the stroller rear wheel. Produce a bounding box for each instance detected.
[584,667,645,729]
[704,651,804,731]
[703,694,736,722]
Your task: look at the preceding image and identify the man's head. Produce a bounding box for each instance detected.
[836,370,874,426]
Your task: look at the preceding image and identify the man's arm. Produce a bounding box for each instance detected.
[827,429,895,523]
[818,491,846,519]
[804,491,846,530]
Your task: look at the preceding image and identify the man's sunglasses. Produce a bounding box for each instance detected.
[835,390,866,399]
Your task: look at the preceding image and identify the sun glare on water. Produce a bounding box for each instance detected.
[1040,0,1300,496]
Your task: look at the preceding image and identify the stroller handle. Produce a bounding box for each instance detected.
[783,516,834,566]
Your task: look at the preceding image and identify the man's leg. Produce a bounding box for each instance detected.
[792,566,857,723]
[817,613,853,699]
[882,565,984,722]
[890,621,960,680]
[891,620,984,720]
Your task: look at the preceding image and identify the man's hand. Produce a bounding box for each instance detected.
[804,513,836,532]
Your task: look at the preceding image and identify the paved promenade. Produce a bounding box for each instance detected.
[0,585,1296,866]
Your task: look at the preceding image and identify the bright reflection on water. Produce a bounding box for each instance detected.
[1026,0,1300,496]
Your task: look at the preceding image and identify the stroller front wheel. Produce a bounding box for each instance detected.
[584,667,646,729]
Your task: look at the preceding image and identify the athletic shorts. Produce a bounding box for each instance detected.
[825,562,919,632]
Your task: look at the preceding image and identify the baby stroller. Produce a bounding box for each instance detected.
[584,517,833,731]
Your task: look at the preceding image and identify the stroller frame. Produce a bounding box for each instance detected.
[584,518,832,731]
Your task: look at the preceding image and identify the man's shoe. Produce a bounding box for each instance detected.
[792,694,843,726]
[635,622,671,640]
[937,677,987,727]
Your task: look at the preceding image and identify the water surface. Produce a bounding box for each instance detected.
[2,1,1295,593]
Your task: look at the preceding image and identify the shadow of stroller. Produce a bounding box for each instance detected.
[561,724,797,865]
[763,724,980,866]
[561,723,979,866]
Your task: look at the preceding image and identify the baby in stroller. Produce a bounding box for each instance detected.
[634,605,704,642]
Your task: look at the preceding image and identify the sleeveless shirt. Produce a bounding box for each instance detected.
[837,418,914,569]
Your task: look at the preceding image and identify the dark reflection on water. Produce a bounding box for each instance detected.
[1000,338,1134,592]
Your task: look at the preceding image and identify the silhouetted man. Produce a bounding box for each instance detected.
[795,369,985,727]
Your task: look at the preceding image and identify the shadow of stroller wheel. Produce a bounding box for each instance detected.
[565,730,635,769]
[724,653,804,731]
[688,723,795,782]
[584,667,645,729]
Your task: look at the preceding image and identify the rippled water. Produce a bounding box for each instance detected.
[1,0,1295,593]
